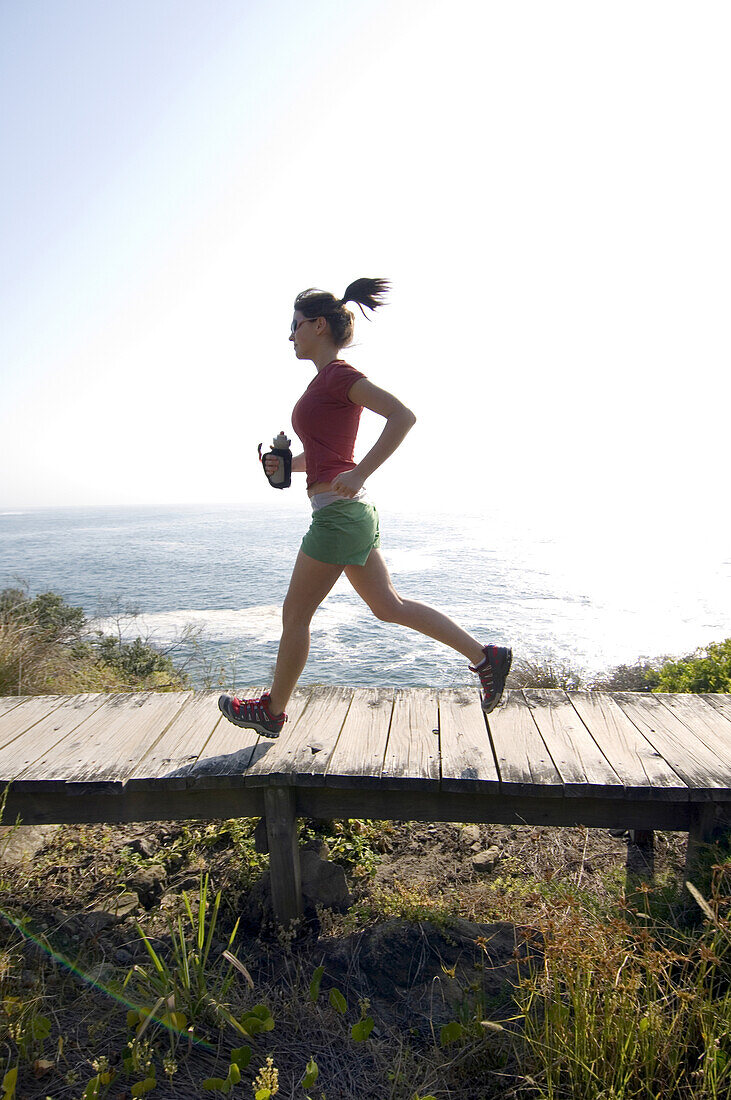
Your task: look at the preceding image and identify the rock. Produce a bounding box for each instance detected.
[0,825,60,866]
[86,911,118,934]
[471,845,501,874]
[319,916,534,1031]
[109,891,140,920]
[126,864,167,908]
[300,851,350,911]
[130,835,157,858]
[460,825,482,847]
[115,948,134,966]
[301,837,331,860]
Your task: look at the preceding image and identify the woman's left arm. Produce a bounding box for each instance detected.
[330,378,416,498]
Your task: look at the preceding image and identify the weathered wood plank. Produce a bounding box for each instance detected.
[381,688,440,789]
[612,693,728,796]
[0,694,110,783]
[486,689,563,796]
[524,689,623,796]
[245,686,353,786]
[655,694,731,770]
[175,687,270,788]
[702,694,731,724]
[0,695,69,750]
[439,688,500,792]
[125,691,224,789]
[23,692,192,785]
[568,691,688,799]
[0,697,25,720]
[324,687,394,787]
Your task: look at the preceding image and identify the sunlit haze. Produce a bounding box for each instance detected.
[2,0,729,545]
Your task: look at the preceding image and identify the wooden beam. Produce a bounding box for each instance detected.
[264,786,302,928]
[685,802,717,886]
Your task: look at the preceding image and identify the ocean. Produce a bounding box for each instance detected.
[1,503,729,692]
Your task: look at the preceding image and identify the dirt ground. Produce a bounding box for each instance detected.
[0,818,690,1099]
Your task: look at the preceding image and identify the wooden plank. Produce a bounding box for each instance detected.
[0,694,110,783]
[438,688,500,792]
[0,697,25,720]
[324,687,394,787]
[655,694,731,771]
[485,689,563,796]
[612,693,728,797]
[524,689,623,796]
[381,688,440,789]
[702,694,731,723]
[0,695,69,749]
[124,691,224,789]
[22,692,192,785]
[246,686,353,786]
[568,691,688,799]
[177,686,273,788]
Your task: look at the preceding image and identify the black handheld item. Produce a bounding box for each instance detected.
[258,431,292,489]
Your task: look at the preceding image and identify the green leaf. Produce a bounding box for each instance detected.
[162,1010,188,1032]
[226,1062,241,1086]
[202,1078,228,1092]
[241,1004,274,1032]
[309,964,324,1002]
[302,1058,319,1088]
[440,1021,464,1046]
[126,1010,140,1029]
[351,1016,374,1042]
[131,1077,157,1096]
[31,1014,51,1040]
[1,1066,18,1100]
[255,1090,272,1100]
[230,1045,252,1069]
[328,987,347,1014]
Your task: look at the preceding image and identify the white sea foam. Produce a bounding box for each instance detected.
[93,605,284,644]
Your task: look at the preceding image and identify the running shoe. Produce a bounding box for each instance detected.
[217,692,287,738]
[470,645,512,714]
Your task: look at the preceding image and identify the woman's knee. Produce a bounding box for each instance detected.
[282,592,318,631]
[368,593,405,624]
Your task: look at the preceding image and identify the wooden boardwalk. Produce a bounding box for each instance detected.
[1,688,730,922]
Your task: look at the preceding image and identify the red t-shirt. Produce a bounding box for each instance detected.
[291,359,366,490]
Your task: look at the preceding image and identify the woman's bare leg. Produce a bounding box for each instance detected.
[268,550,344,715]
[345,549,485,665]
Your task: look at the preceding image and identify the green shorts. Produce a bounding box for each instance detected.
[300,500,380,566]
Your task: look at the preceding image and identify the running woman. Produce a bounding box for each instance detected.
[218,279,511,737]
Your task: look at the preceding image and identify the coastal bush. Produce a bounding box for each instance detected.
[0,587,187,694]
[652,639,731,694]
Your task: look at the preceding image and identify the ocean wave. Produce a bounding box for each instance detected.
[93,606,284,644]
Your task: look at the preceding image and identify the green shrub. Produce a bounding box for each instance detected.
[653,639,731,693]
[0,587,187,695]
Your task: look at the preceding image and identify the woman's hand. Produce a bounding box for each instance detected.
[330,468,365,498]
[263,454,281,477]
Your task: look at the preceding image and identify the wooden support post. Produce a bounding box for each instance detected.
[626,829,655,885]
[264,787,303,928]
[685,802,716,887]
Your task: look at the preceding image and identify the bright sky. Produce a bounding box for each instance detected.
[2,0,730,528]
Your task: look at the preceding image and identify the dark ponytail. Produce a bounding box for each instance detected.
[294,277,389,348]
[340,277,390,316]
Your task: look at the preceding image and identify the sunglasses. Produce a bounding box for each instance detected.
[290,317,319,336]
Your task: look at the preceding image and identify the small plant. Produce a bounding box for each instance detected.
[125,873,244,1034]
